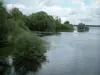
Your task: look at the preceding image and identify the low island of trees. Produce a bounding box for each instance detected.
[77,23,89,32]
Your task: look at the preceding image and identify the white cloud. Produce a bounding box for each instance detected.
[6,3,28,10]
[92,0,100,5]
[38,0,56,6]
[42,5,71,17]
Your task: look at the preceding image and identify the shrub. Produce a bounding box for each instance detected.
[13,31,46,63]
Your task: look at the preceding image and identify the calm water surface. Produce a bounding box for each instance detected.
[3,27,100,75]
[36,27,100,75]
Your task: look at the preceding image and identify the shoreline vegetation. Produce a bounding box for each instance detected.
[0,1,89,74]
[0,1,47,73]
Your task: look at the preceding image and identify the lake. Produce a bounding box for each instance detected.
[36,27,100,75]
[1,27,100,75]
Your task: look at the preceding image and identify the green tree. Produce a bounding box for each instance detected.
[9,8,47,64]
[10,8,23,21]
[0,1,15,59]
[54,16,62,31]
[13,32,46,66]
[64,21,70,24]
[77,23,86,32]
[59,20,74,32]
[25,11,55,32]
[0,1,9,47]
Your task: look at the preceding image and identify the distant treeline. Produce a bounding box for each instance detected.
[74,25,100,27]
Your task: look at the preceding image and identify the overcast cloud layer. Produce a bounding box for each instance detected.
[4,0,100,25]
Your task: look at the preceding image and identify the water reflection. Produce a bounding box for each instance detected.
[36,27,100,75]
[13,56,45,75]
[0,47,14,75]
[73,30,78,37]
[0,27,100,75]
[0,54,11,75]
[0,56,46,75]
[0,64,11,75]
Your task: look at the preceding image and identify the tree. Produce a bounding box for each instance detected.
[58,20,74,32]
[10,8,23,21]
[0,1,9,47]
[54,17,62,31]
[77,23,89,32]
[25,11,55,32]
[64,21,70,24]
[0,2,47,68]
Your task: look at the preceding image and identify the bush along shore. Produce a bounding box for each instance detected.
[0,1,46,73]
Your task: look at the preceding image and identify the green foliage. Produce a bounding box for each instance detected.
[77,23,85,32]
[8,9,47,62]
[54,17,62,31]
[6,19,29,47]
[64,21,70,24]
[24,11,74,32]
[0,2,47,62]
[77,23,89,32]
[61,21,74,32]
[0,47,13,59]
[0,1,14,59]
[13,57,43,75]
[60,24,74,32]
[10,8,23,20]
[54,18,74,32]
[13,31,46,62]
[25,11,55,32]
[0,1,9,47]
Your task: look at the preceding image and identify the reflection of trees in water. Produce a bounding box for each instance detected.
[13,56,46,75]
[0,56,46,75]
[0,57,13,75]
[0,66,6,75]
[0,47,14,75]
[0,65,11,75]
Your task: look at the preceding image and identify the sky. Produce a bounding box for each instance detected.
[3,0,100,25]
